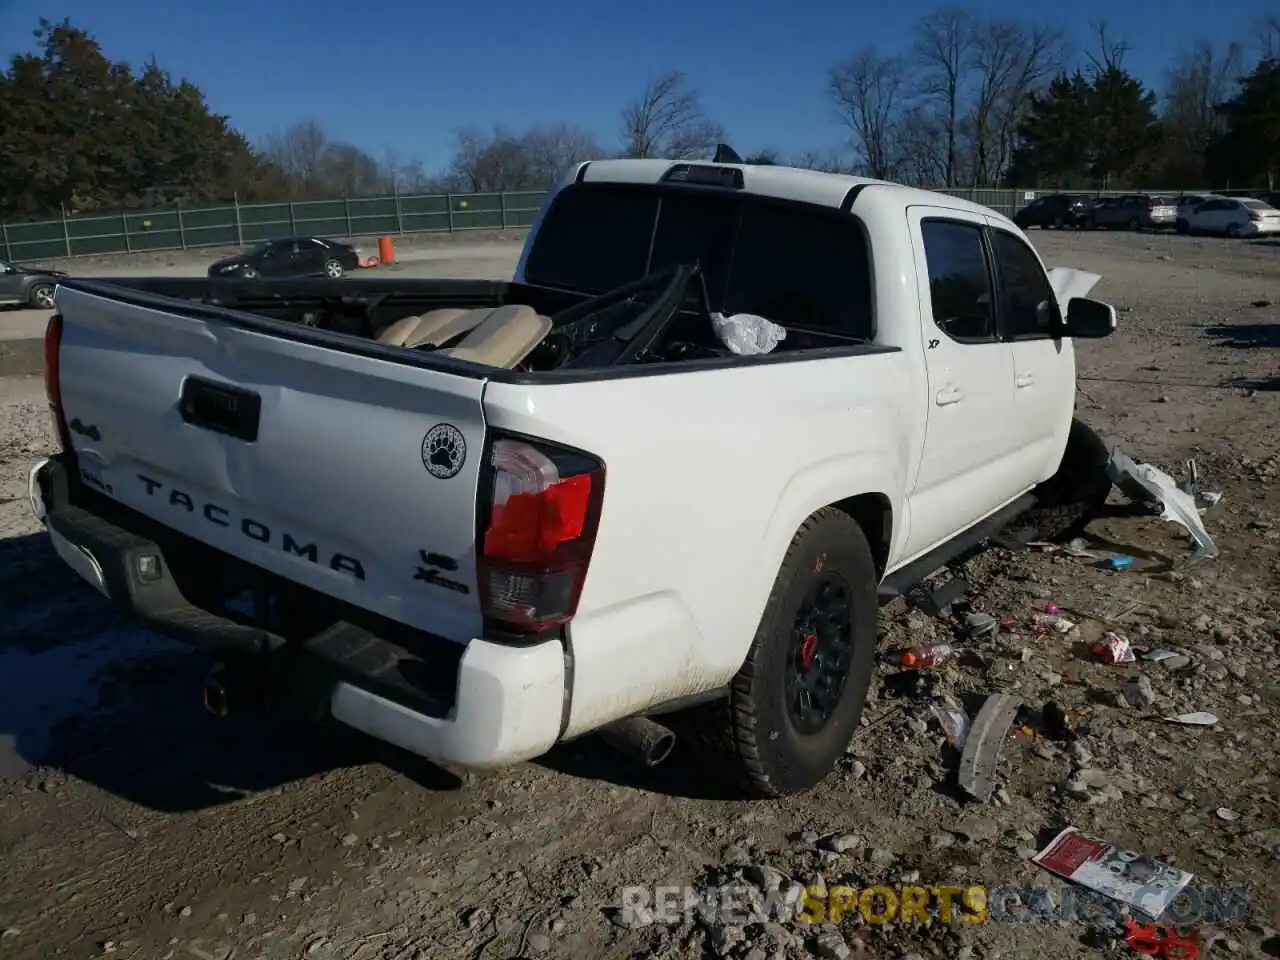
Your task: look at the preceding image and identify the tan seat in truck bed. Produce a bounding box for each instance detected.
[376,305,552,368]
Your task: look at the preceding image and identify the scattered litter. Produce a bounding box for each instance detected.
[1092,632,1136,665]
[1032,826,1194,921]
[1106,449,1219,561]
[1123,917,1201,959]
[898,642,953,669]
[1064,537,1097,559]
[1043,602,1060,615]
[1033,613,1076,635]
[881,670,938,701]
[710,312,786,355]
[929,702,971,749]
[1215,808,1239,822]
[963,612,998,637]
[958,693,1021,803]
[1163,712,1218,727]
[1140,648,1179,663]
[1098,555,1135,572]
[1122,674,1157,708]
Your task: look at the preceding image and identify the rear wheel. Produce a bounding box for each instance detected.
[241,267,259,279]
[674,508,878,798]
[1052,215,1065,229]
[1176,219,1189,234]
[28,283,55,309]
[1127,216,1141,231]
[1025,418,1112,541]
[325,259,344,278]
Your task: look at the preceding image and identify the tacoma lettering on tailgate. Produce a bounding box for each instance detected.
[136,473,366,580]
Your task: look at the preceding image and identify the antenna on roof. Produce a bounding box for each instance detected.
[712,143,743,164]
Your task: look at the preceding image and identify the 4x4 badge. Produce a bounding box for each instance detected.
[422,423,466,479]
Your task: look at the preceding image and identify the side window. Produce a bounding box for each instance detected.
[990,230,1059,340]
[919,220,994,343]
[724,203,873,339]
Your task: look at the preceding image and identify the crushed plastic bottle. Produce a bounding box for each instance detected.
[899,642,954,669]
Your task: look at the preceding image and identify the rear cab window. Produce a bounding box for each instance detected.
[524,183,874,342]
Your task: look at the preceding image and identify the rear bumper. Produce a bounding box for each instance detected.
[28,456,566,769]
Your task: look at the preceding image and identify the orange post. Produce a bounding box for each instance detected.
[377,235,395,265]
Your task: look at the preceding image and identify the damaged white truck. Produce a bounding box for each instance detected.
[28,159,1118,798]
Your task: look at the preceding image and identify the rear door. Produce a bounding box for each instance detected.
[905,207,1021,556]
[298,239,330,275]
[55,284,490,641]
[986,221,1075,486]
[257,241,293,277]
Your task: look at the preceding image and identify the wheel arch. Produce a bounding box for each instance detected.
[826,492,893,580]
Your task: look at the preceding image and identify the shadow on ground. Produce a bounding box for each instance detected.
[0,531,428,811]
[1223,375,1280,392]
[1,529,722,811]
[1205,322,1280,349]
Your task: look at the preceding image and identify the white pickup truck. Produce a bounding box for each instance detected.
[28,159,1117,798]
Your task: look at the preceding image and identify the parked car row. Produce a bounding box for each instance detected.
[1013,191,1280,237]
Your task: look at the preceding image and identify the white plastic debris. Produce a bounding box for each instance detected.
[1163,712,1219,727]
[710,312,787,356]
[1046,267,1103,311]
[1106,449,1219,561]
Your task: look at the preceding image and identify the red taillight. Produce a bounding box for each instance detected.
[478,437,605,633]
[43,313,71,452]
[1147,199,1153,210]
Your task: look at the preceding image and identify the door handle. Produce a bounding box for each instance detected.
[936,386,964,406]
[1016,373,1035,388]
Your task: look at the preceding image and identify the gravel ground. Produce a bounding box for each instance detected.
[0,230,1278,960]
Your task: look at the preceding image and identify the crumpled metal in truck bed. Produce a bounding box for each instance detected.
[1106,449,1219,561]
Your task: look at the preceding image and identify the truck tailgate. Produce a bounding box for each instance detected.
[54,285,487,642]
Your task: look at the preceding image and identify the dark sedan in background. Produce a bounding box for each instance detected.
[0,258,69,309]
[1012,194,1092,229]
[207,237,362,279]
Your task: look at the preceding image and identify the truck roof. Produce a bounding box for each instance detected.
[575,158,1007,224]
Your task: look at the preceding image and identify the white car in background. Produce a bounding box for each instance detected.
[1176,197,1280,237]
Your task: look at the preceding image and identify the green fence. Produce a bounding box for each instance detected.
[0,185,1222,263]
[0,190,549,262]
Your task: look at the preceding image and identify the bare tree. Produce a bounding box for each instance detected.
[1086,21,1129,73]
[1260,12,1280,60]
[621,71,724,160]
[1162,41,1245,182]
[789,148,851,174]
[967,19,1065,186]
[260,119,329,197]
[829,49,909,179]
[914,6,978,186]
[450,126,535,192]
[320,142,382,196]
[893,106,950,186]
[520,123,604,185]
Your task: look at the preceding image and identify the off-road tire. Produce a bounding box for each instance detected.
[1025,418,1112,541]
[672,508,878,798]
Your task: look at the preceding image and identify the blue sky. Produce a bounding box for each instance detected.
[0,0,1269,174]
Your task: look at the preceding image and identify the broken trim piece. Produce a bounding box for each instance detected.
[1106,450,1219,561]
[958,692,1020,803]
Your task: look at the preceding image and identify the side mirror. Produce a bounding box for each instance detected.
[1063,297,1116,339]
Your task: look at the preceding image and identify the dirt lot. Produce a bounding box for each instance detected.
[1,230,1278,960]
